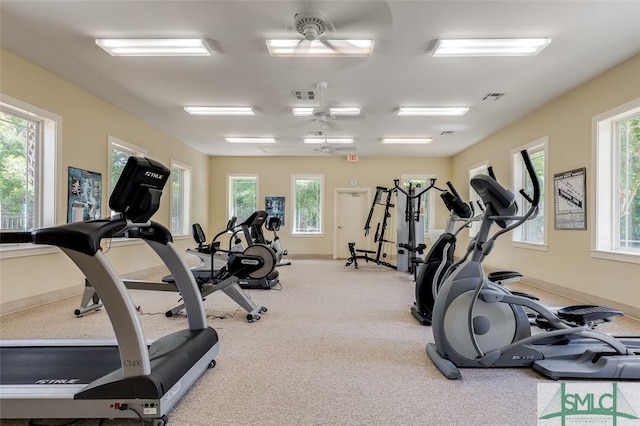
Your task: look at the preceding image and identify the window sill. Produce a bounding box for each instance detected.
[1,234,192,259]
[291,233,324,238]
[590,249,640,265]
[0,244,60,259]
[510,241,549,252]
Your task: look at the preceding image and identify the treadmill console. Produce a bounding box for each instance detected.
[109,157,170,223]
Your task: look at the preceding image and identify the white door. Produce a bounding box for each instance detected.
[334,188,371,259]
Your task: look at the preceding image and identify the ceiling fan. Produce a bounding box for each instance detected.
[294,81,360,129]
[308,129,354,155]
[311,81,334,124]
[265,2,392,57]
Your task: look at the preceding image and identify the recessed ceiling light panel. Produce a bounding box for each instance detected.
[292,107,361,116]
[397,107,469,116]
[382,138,433,144]
[184,107,255,115]
[304,137,354,144]
[96,38,211,56]
[433,38,551,57]
[225,137,276,143]
[266,39,374,57]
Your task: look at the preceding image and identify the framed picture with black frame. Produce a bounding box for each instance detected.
[67,166,102,223]
[553,167,586,230]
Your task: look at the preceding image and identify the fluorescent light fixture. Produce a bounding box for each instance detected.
[397,107,469,116]
[433,38,551,57]
[292,107,361,116]
[225,137,276,144]
[382,138,433,144]
[304,137,354,144]
[95,38,211,56]
[184,107,255,116]
[266,39,374,57]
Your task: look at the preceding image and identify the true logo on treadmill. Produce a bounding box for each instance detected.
[36,379,80,384]
[144,171,164,180]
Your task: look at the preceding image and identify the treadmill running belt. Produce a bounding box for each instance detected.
[0,346,122,385]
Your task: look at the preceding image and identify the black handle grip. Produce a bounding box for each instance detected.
[487,166,497,180]
[519,188,534,204]
[446,181,462,199]
[520,149,541,207]
[0,232,33,244]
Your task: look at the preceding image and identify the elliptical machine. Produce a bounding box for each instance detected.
[427,150,639,380]
[411,181,531,325]
[411,182,474,325]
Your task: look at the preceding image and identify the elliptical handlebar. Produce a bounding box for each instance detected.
[446,181,461,199]
[487,149,541,243]
[521,149,540,207]
[487,166,497,180]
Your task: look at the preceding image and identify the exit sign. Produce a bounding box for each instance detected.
[347,154,359,162]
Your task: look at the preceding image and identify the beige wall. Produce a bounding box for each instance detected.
[208,156,452,256]
[2,47,639,316]
[451,54,640,316]
[0,49,210,313]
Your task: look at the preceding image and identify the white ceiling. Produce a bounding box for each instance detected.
[1,1,639,157]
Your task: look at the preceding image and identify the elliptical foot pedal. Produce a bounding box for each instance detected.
[488,270,522,285]
[557,305,624,325]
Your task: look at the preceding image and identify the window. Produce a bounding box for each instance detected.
[228,175,258,223]
[468,162,490,237]
[593,98,640,262]
[292,174,323,235]
[170,160,191,236]
[400,174,436,234]
[0,96,59,233]
[512,137,548,247]
[108,136,147,196]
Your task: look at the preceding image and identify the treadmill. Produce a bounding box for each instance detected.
[0,156,219,426]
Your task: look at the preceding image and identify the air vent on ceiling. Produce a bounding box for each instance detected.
[307,131,325,137]
[440,131,455,136]
[482,92,505,101]
[293,89,317,101]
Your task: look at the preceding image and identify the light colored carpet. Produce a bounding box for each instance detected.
[0,259,638,425]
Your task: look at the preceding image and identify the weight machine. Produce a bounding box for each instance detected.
[346,179,442,275]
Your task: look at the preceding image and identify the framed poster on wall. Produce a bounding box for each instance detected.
[265,196,285,227]
[553,167,586,230]
[67,167,102,223]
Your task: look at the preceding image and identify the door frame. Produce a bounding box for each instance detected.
[333,188,371,259]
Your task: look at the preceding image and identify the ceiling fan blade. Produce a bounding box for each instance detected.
[320,39,337,52]
[295,39,308,54]
[327,1,393,37]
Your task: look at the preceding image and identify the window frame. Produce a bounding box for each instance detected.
[227,174,259,224]
[170,159,191,237]
[291,174,324,236]
[511,136,549,251]
[0,94,62,257]
[592,98,640,264]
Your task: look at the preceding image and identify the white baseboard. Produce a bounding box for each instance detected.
[0,285,81,316]
[0,265,169,316]
[483,264,640,321]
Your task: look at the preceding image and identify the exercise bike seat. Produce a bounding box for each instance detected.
[557,305,624,325]
[192,223,212,253]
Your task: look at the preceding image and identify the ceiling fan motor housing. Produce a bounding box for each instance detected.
[312,106,333,122]
[294,13,328,40]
